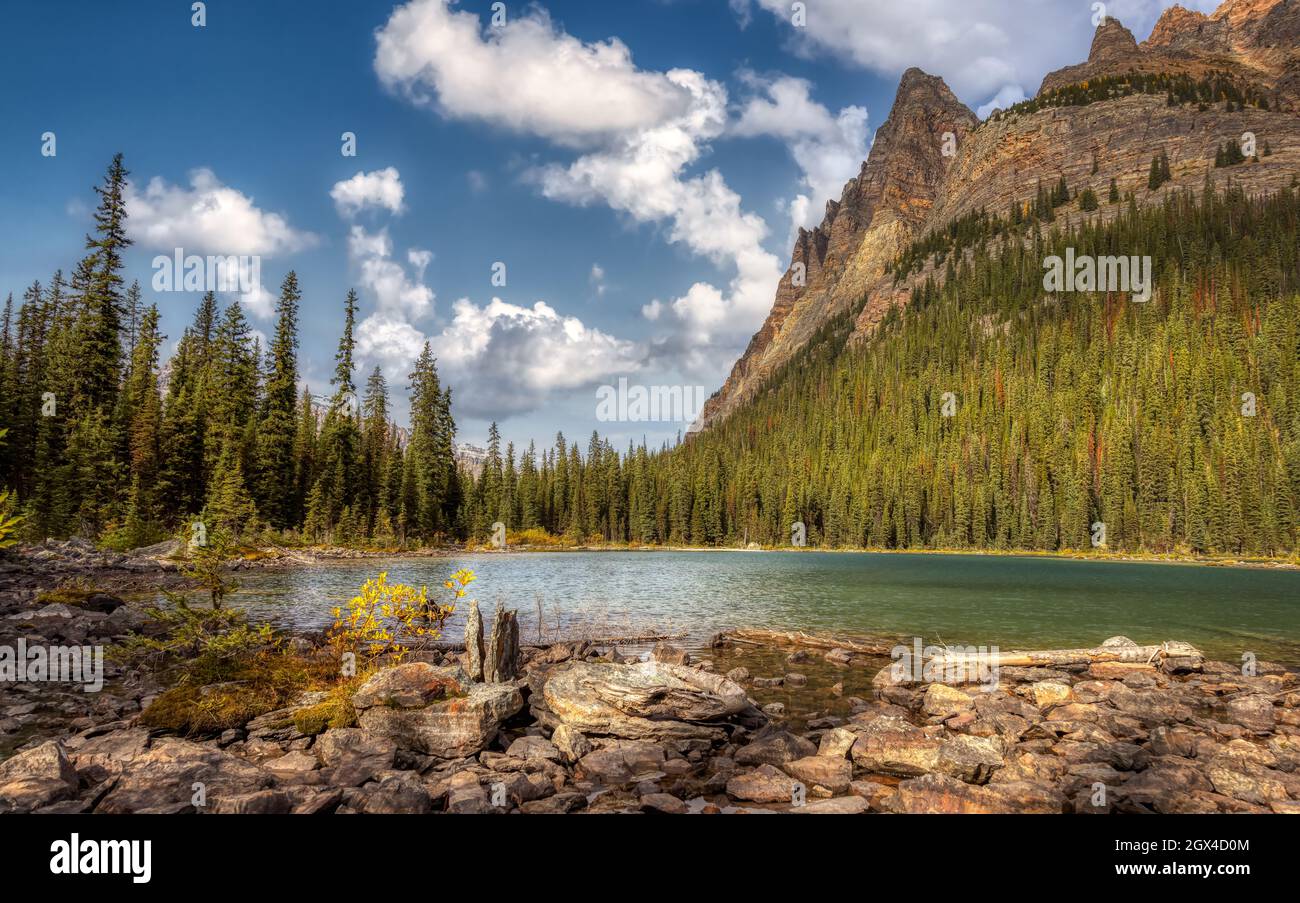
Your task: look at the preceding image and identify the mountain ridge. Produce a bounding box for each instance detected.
[694,0,1300,433]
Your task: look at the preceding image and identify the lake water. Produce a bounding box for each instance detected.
[207,551,1300,665]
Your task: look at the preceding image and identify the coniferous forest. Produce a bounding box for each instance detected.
[1,156,1298,557]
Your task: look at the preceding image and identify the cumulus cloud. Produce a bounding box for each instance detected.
[589,263,607,298]
[346,223,437,384]
[347,225,435,321]
[430,298,646,417]
[126,168,317,257]
[330,167,406,217]
[324,157,641,420]
[375,0,785,382]
[334,168,438,386]
[234,280,279,320]
[737,0,1221,116]
[374,0,695,148]
[530,67,783,366]
[126,168,316,318]
[977,84,1029,118]
[356,312,430,382]
[733,73,869,236]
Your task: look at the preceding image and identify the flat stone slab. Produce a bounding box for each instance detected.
[543,661,757,740]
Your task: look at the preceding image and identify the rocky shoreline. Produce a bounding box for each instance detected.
[2,562,1298,814]
[0,538,456,599]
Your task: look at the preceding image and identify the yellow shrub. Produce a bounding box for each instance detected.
[328,570,467,666]
[0,489,21,549]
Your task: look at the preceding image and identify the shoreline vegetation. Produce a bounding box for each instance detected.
[466,542,1300,569]
[7,533,1298,591]
[207,538,1300,572]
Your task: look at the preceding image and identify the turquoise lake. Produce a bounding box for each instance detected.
[207,551,1300,665]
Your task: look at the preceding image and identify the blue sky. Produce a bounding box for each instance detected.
[0,0,1212,451]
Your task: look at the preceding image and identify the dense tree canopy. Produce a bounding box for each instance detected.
[1,157,1296,557]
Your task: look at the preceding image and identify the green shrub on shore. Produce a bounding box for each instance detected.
[138,639,342,736]
[0,430,22,549]
[134,571,446,737]
[291,684,359,736]
[35,577,98,607]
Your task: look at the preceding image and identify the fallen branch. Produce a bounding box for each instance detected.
[925,638,1203,670]
[433,629,686,652]
[715,627,894,656]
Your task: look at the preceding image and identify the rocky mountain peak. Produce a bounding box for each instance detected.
[1040,18,1147,93]
[1215,0,1288,27]
[1145,5,1215,48]
[1088,17,1141,65]
[894,68,967,112]
[694,0,1299,434]
[693,68,975,432]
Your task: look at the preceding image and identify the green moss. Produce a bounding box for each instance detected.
[141,682,275,735]
[292,688,358,736]
[36,579,97,607]
[140,649,344,737]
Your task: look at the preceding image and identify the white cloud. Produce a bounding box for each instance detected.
[738,0,1222,114]
[356,312,429,382]
[977,84,1027,119]
[374,0,695,148]
[589,263,607,297]
[733,73,844,139]
[330,167,406,217]
[126,168,316,319]
[733,73,869,235]
[467,169,488,193]
[347,225,434,321]
[342,203,438,387]
[236,278,278,320]
[126,168,316,257]
[532,70,783,366]
[431,297,646,417]
[728,0,754,30]
[375,0,787,380]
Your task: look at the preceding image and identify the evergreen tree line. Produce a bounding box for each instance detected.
[458,180,1300,556]
[3,159,1298,556]
[989,70,1273,122]
[0,155,461,548]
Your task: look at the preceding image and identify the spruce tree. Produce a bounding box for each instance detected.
[257,271,302,527]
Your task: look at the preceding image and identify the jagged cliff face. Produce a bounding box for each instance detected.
[1044,0,1300,96]
[696,70,978,428]
[694,0,1300,432]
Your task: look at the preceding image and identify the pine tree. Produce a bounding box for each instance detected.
[157,295,218,517]
[360,365,390,532]
[407,343,457,539]
[121,305,164,543]
[332,289,358,404]
[71,153,132,417]
[205,438,257,537]
[257,272,301,527]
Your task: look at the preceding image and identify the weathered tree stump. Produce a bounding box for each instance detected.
[484,607,520,683]
[464,600,484,682]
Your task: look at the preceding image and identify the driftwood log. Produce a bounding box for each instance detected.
[713,627,894,656]
[923,637,1203,670]
[876,636,1205,687]
[433,629,686,653]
